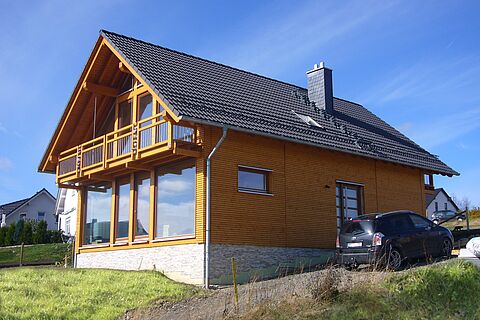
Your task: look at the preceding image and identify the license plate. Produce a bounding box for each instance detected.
[347,242,362,248]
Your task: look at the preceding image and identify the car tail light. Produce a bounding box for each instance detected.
[372,232,384,246]
[336,235,340,248]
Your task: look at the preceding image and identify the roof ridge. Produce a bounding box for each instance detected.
[0,197,29,209]
[100,29,307,91]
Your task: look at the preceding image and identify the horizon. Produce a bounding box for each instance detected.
[0,0,479,206]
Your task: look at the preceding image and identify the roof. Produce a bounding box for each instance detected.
[425,188,460,211]
[0,188,56,217]
[41,30,458,176]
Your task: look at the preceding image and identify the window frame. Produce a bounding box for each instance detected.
[37,212,45,221]
[336,181,365,228]
[133,171,151,240]
[115,176,131,241]
[237,165,272,195]
[154,159,196,240]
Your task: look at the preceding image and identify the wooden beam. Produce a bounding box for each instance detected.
[173,147,201,158]
[57,183,82,190]
[88,173,114,181]
[119,62,131,74]
[49,155,59,164]
[125,163,152,171]
[83,81,119,97]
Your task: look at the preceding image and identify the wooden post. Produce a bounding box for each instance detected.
[231,257,239,309]
[19,243,24,267]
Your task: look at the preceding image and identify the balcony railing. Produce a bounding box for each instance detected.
[57,114,198,179]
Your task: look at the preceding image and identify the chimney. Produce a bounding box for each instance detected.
[306,62,333,113]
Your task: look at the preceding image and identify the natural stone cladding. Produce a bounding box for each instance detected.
[209,244,334,285]
[76,244,205,285]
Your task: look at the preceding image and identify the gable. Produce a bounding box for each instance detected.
[39,36,179,173]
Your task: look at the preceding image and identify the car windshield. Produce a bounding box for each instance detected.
[341,220,374,235]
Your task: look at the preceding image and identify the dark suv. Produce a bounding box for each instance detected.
[337,211,453,270]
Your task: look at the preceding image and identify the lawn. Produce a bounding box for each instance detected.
[0,243,71,266]
[0,267,199,320]
[234,260,480,320]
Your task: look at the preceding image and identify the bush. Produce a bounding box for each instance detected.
[5,224,15,246]
[0,227,5,246]
[47,230,63,244]
[22,220,33,245]
[33,220,48,244]
[14,220,25,244]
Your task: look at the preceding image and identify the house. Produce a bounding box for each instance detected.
[55,188,78,237]
[38,30,458,286]
[425,188,460,219]
[0,188,56,230]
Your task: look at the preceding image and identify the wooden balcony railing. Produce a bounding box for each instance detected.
[57,114,198,179]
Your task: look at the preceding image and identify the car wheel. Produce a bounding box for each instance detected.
[441,239,452,258]
[386,247,403,271]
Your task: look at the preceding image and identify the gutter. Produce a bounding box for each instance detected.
[205,127,228,289]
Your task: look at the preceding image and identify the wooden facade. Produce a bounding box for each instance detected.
[40,35,432,256]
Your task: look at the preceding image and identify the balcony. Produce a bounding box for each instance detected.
[57,113,201,183]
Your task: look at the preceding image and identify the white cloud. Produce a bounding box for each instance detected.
[405,107,480,148]
[213,1,398,76]
[0,157,13,171]
[158,178,194,197]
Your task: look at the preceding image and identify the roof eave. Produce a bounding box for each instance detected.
[180,115,460,177]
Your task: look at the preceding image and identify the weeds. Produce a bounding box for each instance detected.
[308,265,339,302]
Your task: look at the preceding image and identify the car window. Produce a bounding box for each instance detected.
[377,214,413,235]
[409,214,431,229]
[341,221,374,235]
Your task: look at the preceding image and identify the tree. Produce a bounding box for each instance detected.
[5,224,16,246]
[33,220,48,244]
[22,220,33,245]
[14,220,25,244]
[0,227,6,247]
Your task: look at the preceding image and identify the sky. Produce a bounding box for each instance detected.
[0,0,479,206]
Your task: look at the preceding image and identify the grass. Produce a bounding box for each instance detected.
[234,260,480,320]
[442,215,480,230]
[0,267,199,320]
[0,243,71,265]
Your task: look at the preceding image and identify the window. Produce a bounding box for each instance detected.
[37,212,45,221]
[116,177,130,240]
[138,93,153,148]
[424,174,434,189]
[435,202,439,212]
[409,214,431,229]
[238,166,270,194]
[65,217,71,235]
[83,184,112,245]
[377,215,413,235]
[19,213,27,220]
[156,160,195,238]
[118,100,132,128]
[336,182,364,230]
[292,111,323,128]
[135,173,150,238]
[444,203,448,210]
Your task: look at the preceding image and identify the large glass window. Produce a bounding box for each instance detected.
[238,166,269,194]
[84,184,112,245]
[135,173,150,238]
[336,182,364,231]
[116,177,130,240]
[156,160,195,238]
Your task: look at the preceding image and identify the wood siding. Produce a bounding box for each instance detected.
[206,127,425,249]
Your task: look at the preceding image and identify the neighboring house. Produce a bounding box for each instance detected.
[55,188,78,237]
[425,188,460,220]
[0,188,56,230]
[38,30,458,286]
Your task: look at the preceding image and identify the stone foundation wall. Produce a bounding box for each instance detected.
[209,244,334,285]
[76,244,204,285]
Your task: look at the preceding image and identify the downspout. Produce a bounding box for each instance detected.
[205,127,228,289]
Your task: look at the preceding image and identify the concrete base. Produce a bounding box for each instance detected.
[76,244,205,285]
[75,243,335,285]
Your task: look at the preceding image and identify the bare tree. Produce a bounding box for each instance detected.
[452,194,471,211]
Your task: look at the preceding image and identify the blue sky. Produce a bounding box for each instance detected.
[0,0,479,206]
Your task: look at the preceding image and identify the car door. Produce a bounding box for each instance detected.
[382,214,417,258]
[408,214,436,257]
